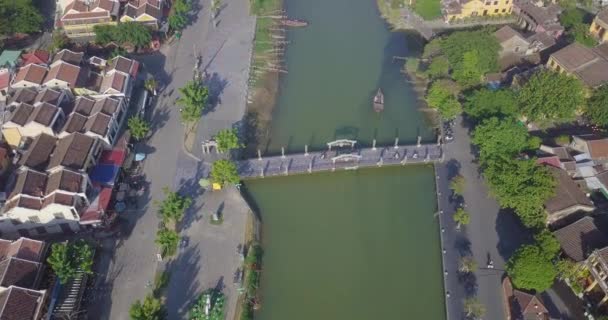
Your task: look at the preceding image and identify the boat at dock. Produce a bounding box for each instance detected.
[373,89,384,112]
[281,19,309,27]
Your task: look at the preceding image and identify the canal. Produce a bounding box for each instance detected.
[244,0,445,318]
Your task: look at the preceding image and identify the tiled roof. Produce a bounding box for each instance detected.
[13,64,47,86]
[62,0,117,20]
[0,257,40,288]
[45,169,84,195]
[52,49,83,66]
[0,286,44,320]
[550,43,608,87]
[0,69,9,91]
[44,61,81,88]
[495,26,525,44]
[20,50,50,67]
[596,8,608,26]
[7,103,34,126]
[100,71,126,93]
[10,169,47,199]
[48,133,95,170]
[18,134,57,171]
[34,88,62,106]
[8,88,37,105]
[107,56,138,77]
[3,238,44,262]
[544,166,594,215]
[553,216,608,262]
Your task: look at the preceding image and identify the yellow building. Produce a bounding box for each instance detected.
[443,0,512,22]
[590,9,608,43]
[58,0,118,38]
[120,0,162,30]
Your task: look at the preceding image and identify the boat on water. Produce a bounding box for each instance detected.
[373,89,384,112]
[281,19,309,27]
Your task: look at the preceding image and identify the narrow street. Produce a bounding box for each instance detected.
[85,0,255,318]
[437,116,585,320]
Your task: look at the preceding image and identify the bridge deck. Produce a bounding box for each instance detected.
[237,144,443,179]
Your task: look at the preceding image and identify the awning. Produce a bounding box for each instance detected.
[89,164,120,187]
[80,188,112,224]
[100,149,126,166]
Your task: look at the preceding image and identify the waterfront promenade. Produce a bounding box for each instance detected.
[237,142,443,178]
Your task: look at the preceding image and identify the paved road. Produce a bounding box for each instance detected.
[85,0,255,318]
[437,116,585,320]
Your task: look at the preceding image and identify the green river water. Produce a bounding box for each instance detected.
[245,0,445,318]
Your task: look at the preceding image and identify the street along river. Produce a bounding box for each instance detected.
[243,0,445,318]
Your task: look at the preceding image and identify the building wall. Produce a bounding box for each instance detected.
[62,20,116,38]
[11,81,41,89]
[590,19,608,43]
[447,0,513,21]
[0,204,81,238]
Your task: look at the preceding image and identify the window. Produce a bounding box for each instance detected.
[28,216,40,223]
[493,1,498,4]
[494,8,499,13]
[54,212,65,219]
[505,0,509,3]
[502,8,506,12]
[514,46,520,52]
[485,1,491,4]
[483,10,488,15]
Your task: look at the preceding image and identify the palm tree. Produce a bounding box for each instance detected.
[453,207,470,230]
[463,298,486,319]
[144,78,157,95]
[459,256,477,273]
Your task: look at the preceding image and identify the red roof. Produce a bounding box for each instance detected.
[20,50,50,67]
[536,155,561,169]
[0,69,9,90]
[100,149,126,166]
[81,187,112,223]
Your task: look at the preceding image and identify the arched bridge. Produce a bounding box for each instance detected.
[236,139,443,179]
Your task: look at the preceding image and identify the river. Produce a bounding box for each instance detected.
[244,0,445,318]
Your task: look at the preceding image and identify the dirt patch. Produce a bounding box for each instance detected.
[243,72,279,158]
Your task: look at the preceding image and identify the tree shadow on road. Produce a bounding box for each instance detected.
[203,72,229,116]
[165,245,202,319]
[495,208,532,261]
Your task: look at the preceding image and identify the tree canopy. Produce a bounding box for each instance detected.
[156,228,179,257]
[559,8,584,29]
[216,128,242,153]
[440,29,500,86]
[518,70,584,122]
[0,0,43,36]
[484,158,555,228]
[507,244,557,292]
[463,298,486,319]
[464,88,518,120]
[424,56,449,80]
[157,187,193,223]
[471,117,530,163]
[534,229,561,260]
[453,208,470,227]
[449,174,465,196]
[210,159,240,186]
[47,240,93,284]
[128,116,150,141]
[177,80,209,122]
[169,0,192,31]
[130,295,165,320]
[93,22,151,48]
[585,85,608,126]
[426,81,461,119]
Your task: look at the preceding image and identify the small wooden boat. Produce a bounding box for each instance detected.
[373,89,384,112]
[281,19,309,27]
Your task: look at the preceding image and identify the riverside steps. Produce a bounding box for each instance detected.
[235,139,443,179]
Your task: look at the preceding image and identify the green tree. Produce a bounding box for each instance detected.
[449,174,465,195]
[49,30,70,53]
[404,58,420,76]
[453,208,470,228]
[110,47,128,59]
[534,229,561,259]
[156,187,193,223]
[210,159,240,186]
[424,56,449,80]
[130,295,165,320]
[459,256,477,273]
[464,88,518,120]
[47,240,93,284]
[507,244,557,292]
[463,298,486,319]
[471,117,530,163]
[569,23,596,47]
[177,80,209,122]
[93,24,116,46]
[169,13,188,31]
[559,8,584,29]
[440,29,500,79]
[518,70,584,122]
[422,38,443,59]
[156,228,179,257]
[484,158,556,228]
[115,22,151,48]
[190,290,226,320]
[426,81,461,119]
[452,50,483,87]
[0,0,43,35]
[128,116,150,141]
[216,128,242,153]
[586,85,608,126]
